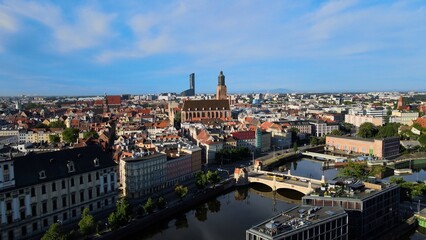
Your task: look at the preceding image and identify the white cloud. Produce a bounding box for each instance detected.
[3,1,116,52]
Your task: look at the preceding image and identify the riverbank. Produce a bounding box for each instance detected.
[99,179,235,240]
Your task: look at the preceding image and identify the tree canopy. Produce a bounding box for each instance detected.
[41,223,67,240]
[175,185,188,199]
[79,208,95,237]
[62,128,79,143]
[49,134,61,143]
[49,121,66,129]
[357,122,378,138]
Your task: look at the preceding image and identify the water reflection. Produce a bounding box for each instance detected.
[207,199,221,213]
[175,214,188,229]
[194,204,207,222]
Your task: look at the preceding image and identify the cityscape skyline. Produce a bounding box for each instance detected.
[0,0,426,95]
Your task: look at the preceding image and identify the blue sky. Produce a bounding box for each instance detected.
[0,0,425,96]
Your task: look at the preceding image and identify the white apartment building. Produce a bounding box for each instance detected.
[390,111,419,126]
[345,114,384,127]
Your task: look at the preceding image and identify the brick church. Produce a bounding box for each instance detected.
[181,71,231,122]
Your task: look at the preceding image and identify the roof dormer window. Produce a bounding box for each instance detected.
[67,161,75,173]
[94,158,100,167]
[39,170,46,179]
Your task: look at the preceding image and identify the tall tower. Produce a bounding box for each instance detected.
[397,96,404,109]
[189,73,195,90]
[216,71,228,100]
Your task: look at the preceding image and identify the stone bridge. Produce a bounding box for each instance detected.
[238,170,325,195]
[302,151,347,161]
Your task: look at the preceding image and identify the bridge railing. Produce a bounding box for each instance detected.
[254,170,324,185]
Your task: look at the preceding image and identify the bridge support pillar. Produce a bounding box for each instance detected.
[321,175,326,184]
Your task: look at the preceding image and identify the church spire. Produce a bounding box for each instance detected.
[216,70,227,100]
[218,70,225,86]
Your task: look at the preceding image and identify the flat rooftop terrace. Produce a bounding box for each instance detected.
[247,205,346,239]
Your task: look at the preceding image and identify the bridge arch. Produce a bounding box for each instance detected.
[249,182,273,192]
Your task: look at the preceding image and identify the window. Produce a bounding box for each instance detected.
[80,191,85,202]
[32,205,37,216]
[19,198,25,207]
[72,209,76,218]
[32,222,38,231]
[43,219,48,227]
[70,178,75,187]
[96,172,99,180]
[104,199,108,206]
[42,202,47,214]
[88,189,92,199]
[52,182,56,192]
[21,226,27,236]
[67,161,75,173]
[62,197,67,207]
[94,158,99,167]
[42,185,46,195]
[39,170,46,179]
[31,188,36,197]
[20,211,25,220]
[52,199,57,211]
[71,194,76,205]
[97,201,101,209]
[89,204,93,211]
[6,202,11,210]
[96,187,100,196]
[63,212,68,221]
[62,180,66,189]
[53,215,58,223]
[88,174,92,182]
[80,176,83,185]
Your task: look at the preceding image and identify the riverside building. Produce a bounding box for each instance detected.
[0,145,118,240]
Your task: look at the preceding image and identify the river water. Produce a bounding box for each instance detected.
[137,158,426,240]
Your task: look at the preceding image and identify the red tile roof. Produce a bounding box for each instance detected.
[231,131,255,140]
[106,96,121,105]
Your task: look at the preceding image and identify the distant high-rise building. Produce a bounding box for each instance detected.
[216,71,227,100]
[189,73,195,90]
[180,73,195,96]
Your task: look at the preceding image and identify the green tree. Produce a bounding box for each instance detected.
[116,197,132,224]
[62,128,79,143]
[376,123,400,138]
[330,129,343,136]
[195,171,208,190]
[206,170,221,187]
[357,122,378,138]
[310,136,318,146]
[107,212,120,230]
[49,134,61,143]
[293,142,298,152]
[83,130,99,139]
[79,208,95,237]
[35,122,49,129]
[143,197,156,214]
[41,223,67,240]
[337,161,370,180]
[49,121,66,128]
[157,196,166,209]
[419,135,426,147]
[175,185,188,200]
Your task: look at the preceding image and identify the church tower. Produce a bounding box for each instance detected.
[216,71,228,100]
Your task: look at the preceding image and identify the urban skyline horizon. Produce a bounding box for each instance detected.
[0,0,425,96]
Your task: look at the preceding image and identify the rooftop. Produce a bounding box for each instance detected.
[247,206,346,239]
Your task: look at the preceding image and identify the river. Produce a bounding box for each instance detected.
[135,158,426,240]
